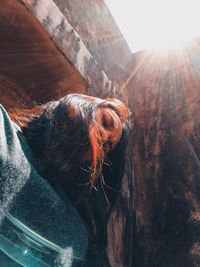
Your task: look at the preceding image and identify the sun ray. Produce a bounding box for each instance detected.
[105,0,200,53]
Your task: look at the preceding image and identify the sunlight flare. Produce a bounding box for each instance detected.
[105,0,200,53]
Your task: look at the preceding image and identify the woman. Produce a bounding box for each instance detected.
[9,93,129,266]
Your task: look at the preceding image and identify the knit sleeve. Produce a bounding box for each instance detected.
[0,105,88,266]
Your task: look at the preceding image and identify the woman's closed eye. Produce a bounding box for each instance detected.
[95,107,123,152]
[102,112,114,129]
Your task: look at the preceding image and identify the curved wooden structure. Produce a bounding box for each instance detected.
[0,0,87,110]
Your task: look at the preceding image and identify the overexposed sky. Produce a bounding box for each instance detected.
[105,0,200,53]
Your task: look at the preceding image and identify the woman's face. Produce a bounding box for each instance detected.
[95,107,122,153]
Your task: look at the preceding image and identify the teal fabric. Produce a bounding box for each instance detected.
[0,105,88,266]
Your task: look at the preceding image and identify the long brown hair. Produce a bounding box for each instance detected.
[10,94,128,188]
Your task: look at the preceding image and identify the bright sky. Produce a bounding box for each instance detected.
[105,0,200,53]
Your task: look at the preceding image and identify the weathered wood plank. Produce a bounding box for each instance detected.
[0,0,87,107]
[116,40,200,266]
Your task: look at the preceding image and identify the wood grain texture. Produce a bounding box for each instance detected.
[3,2,200,267]
[52,0,133,92]
[116,39,200,267]
[22,0,122,98]
[0,0,87,108]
